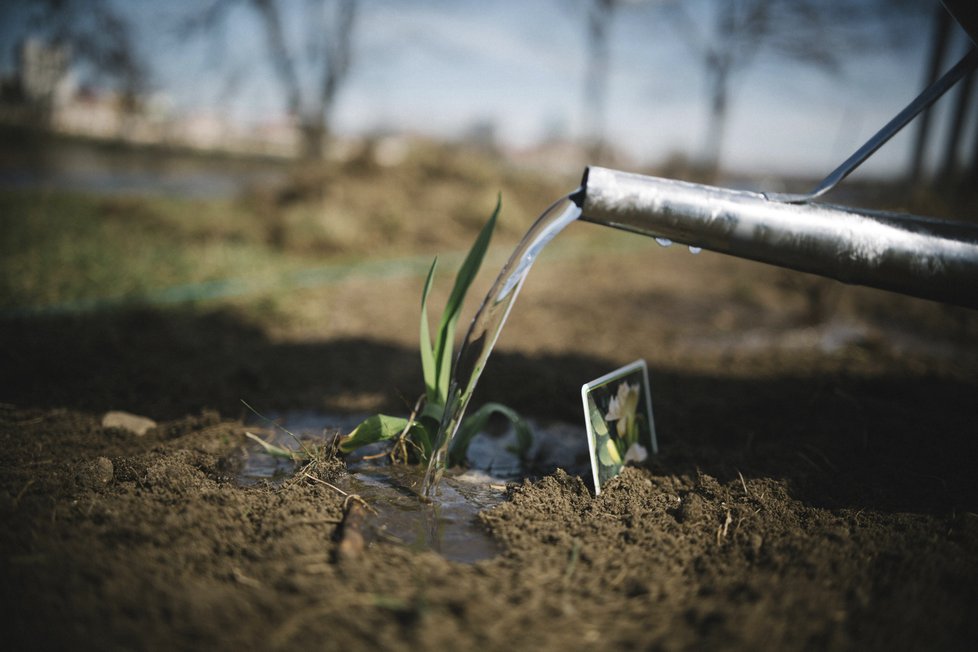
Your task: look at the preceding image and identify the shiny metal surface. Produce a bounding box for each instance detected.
[580,166,978,308]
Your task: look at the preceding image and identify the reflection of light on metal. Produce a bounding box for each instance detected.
[580,166,978,309]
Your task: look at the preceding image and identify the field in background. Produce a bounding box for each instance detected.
[3,135,978,652]
[3,135,976,421]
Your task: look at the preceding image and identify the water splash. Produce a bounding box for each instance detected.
[421,192,584,497]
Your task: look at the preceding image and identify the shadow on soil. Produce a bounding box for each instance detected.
[2,305,976,516]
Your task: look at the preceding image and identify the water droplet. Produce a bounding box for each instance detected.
[655,237,672,247]
[688,246,702,255]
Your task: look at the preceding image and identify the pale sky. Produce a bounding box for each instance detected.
[8,0,976,178]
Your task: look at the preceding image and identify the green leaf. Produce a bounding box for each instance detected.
[410,420,434,461]
[245,432,306,461]
[420,399,445,424]
[339,414,409,453]
[589,403,609,437]
[448,401,532,467]
[503,408,534,461]
[598,436,622,467]
[419,258,439,403]
[432,196,500,404]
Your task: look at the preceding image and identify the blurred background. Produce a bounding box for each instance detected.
[3,0,976,191]
[1,0,976,419]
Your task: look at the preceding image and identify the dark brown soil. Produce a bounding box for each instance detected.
[3,242,978,651]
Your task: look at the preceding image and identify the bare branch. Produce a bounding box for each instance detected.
[320,0,357,117]
[174,0,240,40]
[250,0,303,117]
[19,0,147,95]
[174,0,359,158]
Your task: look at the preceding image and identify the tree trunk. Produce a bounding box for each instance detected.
[583,0,615,162]
[909,4,952,188]
[969,103,978,189]
[310,0,357,160]
[300,121,327,160]
[939,65,975,185]
[702,58,730,181]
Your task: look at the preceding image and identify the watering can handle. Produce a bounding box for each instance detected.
[767,0,978,203]
[765,46,978,204]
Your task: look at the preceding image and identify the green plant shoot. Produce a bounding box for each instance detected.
[339,196,532,467]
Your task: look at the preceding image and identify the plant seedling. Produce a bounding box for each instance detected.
[338,196,532,467]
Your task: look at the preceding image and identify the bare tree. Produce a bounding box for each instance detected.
[1,0,145,119]
[908,2,977,190]
[665,0,926,179]
[908,3,954,186]
[182,0,357,159]
[582,0,616,161]
[939,61,975,184]
[580,0,657,162]
[904,2,978,198]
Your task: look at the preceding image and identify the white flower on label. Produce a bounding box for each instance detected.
[624,442,648,464]
[605,381,639,440]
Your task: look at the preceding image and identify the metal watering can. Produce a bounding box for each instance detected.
[578,0,978,310]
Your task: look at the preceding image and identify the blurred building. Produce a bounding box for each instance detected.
[20,38,71,109]
[1,37,303,159]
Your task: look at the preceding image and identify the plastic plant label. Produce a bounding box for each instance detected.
[582,359,657,495]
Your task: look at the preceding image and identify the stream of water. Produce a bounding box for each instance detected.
[418,181,719,496]
[421,191,585,496]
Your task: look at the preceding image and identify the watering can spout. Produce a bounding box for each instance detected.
[578,166,978,309]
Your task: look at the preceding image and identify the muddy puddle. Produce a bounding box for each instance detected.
[238,410,591,563]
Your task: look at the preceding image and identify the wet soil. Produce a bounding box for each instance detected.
[3,242,978,650]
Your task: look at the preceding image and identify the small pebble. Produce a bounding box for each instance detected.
[102,411,157,436]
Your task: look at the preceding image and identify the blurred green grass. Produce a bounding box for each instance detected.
[0,142,578,314]
[0,190,303,310]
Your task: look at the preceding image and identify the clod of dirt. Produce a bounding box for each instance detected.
[156,410,222,439]
[677,492,708,523]
[101,410,157,436]
[142,454,208,494]
[74,456,114,490]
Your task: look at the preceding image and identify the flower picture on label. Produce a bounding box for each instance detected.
[582,360,657,494]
